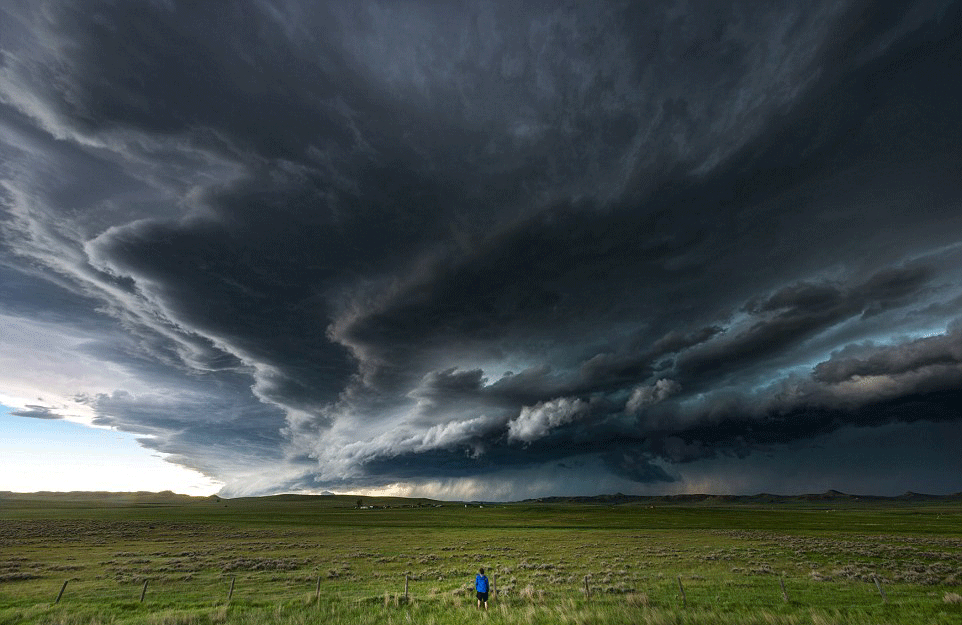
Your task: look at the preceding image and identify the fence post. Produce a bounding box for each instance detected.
[873,576,887,604]
[584,575,590,600]
[404,575,409,602]
[316,575,321,604]
[54,580,68,604]
[677,576,686,608]
[492,572,497,600]
[140,579,149,603]
[780,576,788,603]
[227,576,235,602]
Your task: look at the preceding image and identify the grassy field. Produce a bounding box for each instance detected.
[1,492,961,624]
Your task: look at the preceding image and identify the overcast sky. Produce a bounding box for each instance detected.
[2,0,961,499]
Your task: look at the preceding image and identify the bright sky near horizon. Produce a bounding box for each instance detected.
[0,406,221,495]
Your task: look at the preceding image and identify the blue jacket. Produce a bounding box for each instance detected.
[476,574,489,593]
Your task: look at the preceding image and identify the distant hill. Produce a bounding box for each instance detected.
[2,489,960,508]
[0,491,446,509]
[519,490,962,505]
[0,490,208,506]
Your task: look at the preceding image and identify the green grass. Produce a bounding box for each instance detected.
[1,494,961,624]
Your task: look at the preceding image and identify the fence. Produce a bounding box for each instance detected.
[46,568,901,609]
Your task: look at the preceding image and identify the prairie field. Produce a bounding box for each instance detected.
[1,492,961,624]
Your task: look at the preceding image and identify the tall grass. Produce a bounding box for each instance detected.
[11,597,962,625]
[2,496,961,624]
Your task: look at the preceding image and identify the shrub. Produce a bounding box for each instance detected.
[520,584,544,603]
[625,592,649,607]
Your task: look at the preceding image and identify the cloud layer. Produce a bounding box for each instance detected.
[2,0,961,498]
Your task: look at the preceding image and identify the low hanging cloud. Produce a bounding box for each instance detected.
[2,1,962,498]
[626,379,682,414]
[507,397,589,444]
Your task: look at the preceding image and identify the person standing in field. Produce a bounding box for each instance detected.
[475,567,489,610]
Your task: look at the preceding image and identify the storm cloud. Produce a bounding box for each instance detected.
[2,0,961,498]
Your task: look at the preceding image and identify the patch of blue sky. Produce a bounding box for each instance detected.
[0,404,221,494]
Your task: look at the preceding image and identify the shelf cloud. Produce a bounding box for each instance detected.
[2,0,961,498]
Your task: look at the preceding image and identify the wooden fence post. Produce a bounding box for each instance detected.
[584,575,590,600]
[54,580,68,604]
[316,575,321,604]
[677,576,686,608]
[227,576,235,602]
[873,576,887,604]
[492,573,497,600]
[780,576,788,603]
[404,575,409,602]
[140,579,149,603]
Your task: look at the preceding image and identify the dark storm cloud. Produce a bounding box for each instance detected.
[2,0,962,498]
[678,265,935,380]
[644,390,962,468]
[814,322,962,384]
